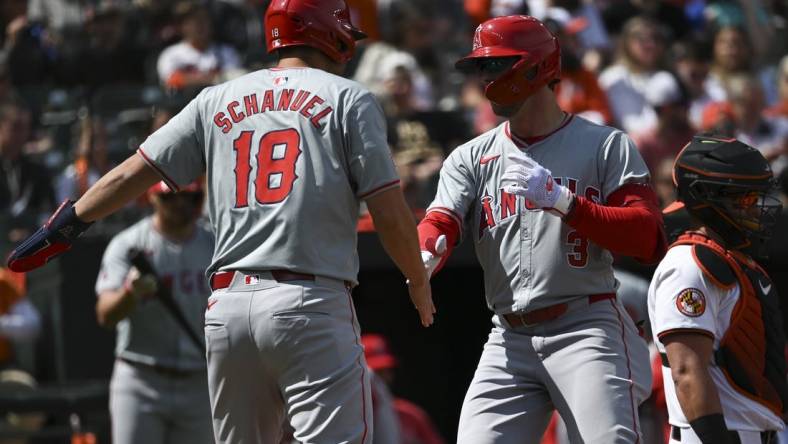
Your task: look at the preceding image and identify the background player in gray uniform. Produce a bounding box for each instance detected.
[95,180,213,444]
[416,16,666,443]
[649,135,785,444]
[7,0,434,443]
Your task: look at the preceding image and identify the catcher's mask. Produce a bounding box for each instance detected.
[664,134,782,256]
[455,15,560,106]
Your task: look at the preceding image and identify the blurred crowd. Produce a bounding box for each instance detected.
[0,0,787,442]
[1,0,787,250]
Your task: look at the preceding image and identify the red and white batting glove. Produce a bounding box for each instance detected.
[124,268,158,300]
[421,234,447,279]
[500,153,575,217]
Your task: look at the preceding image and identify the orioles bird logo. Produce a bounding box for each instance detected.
[676,288,706,317]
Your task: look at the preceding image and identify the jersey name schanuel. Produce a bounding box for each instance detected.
[138,67,398,283]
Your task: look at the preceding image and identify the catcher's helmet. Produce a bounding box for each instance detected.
[264,0,367,64]
[456,15,560,106]
[665,134,782,252]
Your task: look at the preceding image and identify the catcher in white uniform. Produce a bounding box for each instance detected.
[649,134,786,444]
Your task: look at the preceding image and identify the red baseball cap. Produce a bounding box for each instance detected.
[361,334,398,371]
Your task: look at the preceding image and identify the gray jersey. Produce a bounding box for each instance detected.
[96,217,214,370]
[428,116,649,314]
[138,68,399,283]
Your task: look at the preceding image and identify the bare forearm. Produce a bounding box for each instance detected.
[75,153,160,222]
[673,367,724,421]
[96,289,136,328]
[367,189,428,284]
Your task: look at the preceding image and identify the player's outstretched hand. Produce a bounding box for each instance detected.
[421,234,447,279]
[500,152,574,217]
[6,200,93,272]
[407,275,435,327]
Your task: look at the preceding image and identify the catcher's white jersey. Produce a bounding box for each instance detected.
[139,67,399,282]
[428,115,649,314]
[648,245,784,432]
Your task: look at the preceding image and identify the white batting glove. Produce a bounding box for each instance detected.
[421,234,447,279]
[124,268,158,299]
[500,153,575,217]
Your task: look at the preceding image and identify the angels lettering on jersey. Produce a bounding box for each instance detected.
[478,177,601,238]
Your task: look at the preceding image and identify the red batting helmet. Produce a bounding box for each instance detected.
[456,15,561,106]
[265,0,367,64]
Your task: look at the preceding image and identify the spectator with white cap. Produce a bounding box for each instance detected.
[632,71,694,175]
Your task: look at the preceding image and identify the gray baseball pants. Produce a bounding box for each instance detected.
[457,297,652,444]
[204,271,372,444]
[109,359,213,444]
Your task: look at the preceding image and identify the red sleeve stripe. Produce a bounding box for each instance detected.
[426,207,463,231]
[609,299,641,443]
[137,148,181,192]
[358,179,400,199]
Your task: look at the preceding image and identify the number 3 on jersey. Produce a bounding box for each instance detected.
[233,128,301,207]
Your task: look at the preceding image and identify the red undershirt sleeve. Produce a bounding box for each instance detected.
[564,183,667,264]
[417,210,461,276]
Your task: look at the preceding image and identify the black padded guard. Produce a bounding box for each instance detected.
[693,244,737,287]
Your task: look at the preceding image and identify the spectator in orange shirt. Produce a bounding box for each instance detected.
[156,2,241,91]
[545,15,612,125]
[699,101,736,134]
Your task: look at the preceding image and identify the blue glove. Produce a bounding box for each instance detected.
[7,200,93,272]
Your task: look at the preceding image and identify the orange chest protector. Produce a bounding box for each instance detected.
[672,233,788,415]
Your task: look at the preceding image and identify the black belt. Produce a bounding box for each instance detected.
[671,426,776,443]
[118,358,204,379]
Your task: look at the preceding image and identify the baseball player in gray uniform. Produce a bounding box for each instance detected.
[95,180,213,444]
[416,16,667,443]
[7,1,434,443]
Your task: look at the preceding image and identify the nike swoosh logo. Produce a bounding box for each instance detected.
[759,280,772,294]
[480,154,500,165]
[206,299,218,311]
